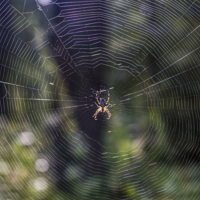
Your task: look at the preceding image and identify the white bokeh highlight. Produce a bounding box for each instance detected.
[35,159,49,172]
[19,132,35,146]
[34,177,48,191]
[38,0,51,6]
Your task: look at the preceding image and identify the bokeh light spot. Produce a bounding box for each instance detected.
[34,177,48,191]
[38,0,51,6]
[35,159,49,172]
[19,132,35,146]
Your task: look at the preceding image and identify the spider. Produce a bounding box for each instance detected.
[93,90,111,120]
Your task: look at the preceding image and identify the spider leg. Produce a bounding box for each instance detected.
[94,102,99,107]
[93,107,102,120]
[105,107,111,119]
[106,91,110,104]
[96,91,100,104]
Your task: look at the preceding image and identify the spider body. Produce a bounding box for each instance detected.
[99,98,107,107]
[93,91,111,120]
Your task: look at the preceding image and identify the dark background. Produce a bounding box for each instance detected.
[0,0,200,199]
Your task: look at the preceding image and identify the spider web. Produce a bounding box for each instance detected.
[0,0,200,199]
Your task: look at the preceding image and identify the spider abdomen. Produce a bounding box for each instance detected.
[100,98,107,107]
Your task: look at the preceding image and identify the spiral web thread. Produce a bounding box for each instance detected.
[0,0,200,199]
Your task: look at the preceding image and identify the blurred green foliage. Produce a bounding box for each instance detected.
[1,0,200,200]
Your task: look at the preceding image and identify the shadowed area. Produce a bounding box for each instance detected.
[0,0,200,199]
